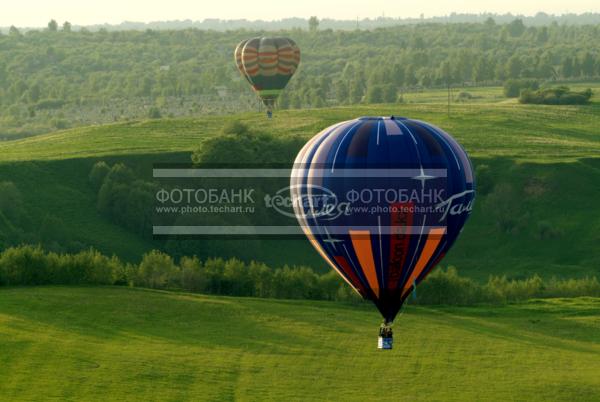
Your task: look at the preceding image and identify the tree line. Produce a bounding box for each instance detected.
[1,245,599,305]
[5,13,600,33]
[1,19,599,137]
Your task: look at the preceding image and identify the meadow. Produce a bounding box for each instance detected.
[0,87,599,278]
[0,287,599,401]
[0,86,599,401]
[1,87,600,161]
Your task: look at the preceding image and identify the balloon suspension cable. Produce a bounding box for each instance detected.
[412,280,417,301]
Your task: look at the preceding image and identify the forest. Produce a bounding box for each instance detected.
[1,18,599,138]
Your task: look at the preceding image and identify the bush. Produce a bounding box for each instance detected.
[191,130,305,165]
[456,91,473,102]
[519,86,593,105]
[503,79,539,98]
[95,163,156,234]
[544,277,600,298]
[60,249,120,285]
[0,245,57,286]
[180,256,206,292]
[222,120,249,135]
[148,107,162,119]
[51,118,68,129]
[0,245,121,286]
[135,250,179,289]
[484,275,544,303]
[416,267,483,305]
[271,266,321,299]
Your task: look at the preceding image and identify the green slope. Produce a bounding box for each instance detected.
[1,102,600,162]
[1,287,599,401]
[0,101,599,276]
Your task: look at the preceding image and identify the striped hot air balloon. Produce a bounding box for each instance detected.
[234,37,300,113]
[291,116,475,348]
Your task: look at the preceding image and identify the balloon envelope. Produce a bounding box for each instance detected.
[291,117,475,322]
[235,37,300,108]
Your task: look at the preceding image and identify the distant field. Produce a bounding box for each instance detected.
[403,82,600,104]
[1,97,600,162]
[0,287,599,401]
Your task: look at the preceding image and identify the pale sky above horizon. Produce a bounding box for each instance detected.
[2,0,599,28]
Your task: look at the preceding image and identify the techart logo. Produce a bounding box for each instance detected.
[265,184,344,219]
[435,190,475,221]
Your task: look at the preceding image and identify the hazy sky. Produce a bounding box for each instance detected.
[2,0,600,27]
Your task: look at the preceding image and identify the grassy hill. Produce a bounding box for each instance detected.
[0,96,599,278]
[2,97,600,161]
[0,287,599,401]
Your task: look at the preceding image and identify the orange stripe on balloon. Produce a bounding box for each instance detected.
[402,228,445,298]
[349,230,379,297]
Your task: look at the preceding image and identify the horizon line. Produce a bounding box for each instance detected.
[2,11,600,30]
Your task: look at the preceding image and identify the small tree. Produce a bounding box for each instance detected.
[506,55,523,79]
[137,250,179,289]
[89,161,111,190]
[148,106,161,119]
[62,21,72,32]
[503,79,539,98]
[221,120,249,135]
[308,16,319,32]
[48,19,58,32]
[366,85,384,103]
[506,18,525,37]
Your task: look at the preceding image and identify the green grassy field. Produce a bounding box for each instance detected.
[0,88,599,277]
[1,287,599,401]
[1,100,600,162]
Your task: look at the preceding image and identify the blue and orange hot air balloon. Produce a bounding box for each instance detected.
[235,37,300,116]
[291,116,475,349]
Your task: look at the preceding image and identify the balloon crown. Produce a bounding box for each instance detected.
[357,116,407,121]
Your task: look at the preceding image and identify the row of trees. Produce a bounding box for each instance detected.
[1,245,599,305]
[1,20,599,136]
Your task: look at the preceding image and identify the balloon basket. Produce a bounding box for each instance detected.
[378,324,393,350]
[378,336,393,350]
